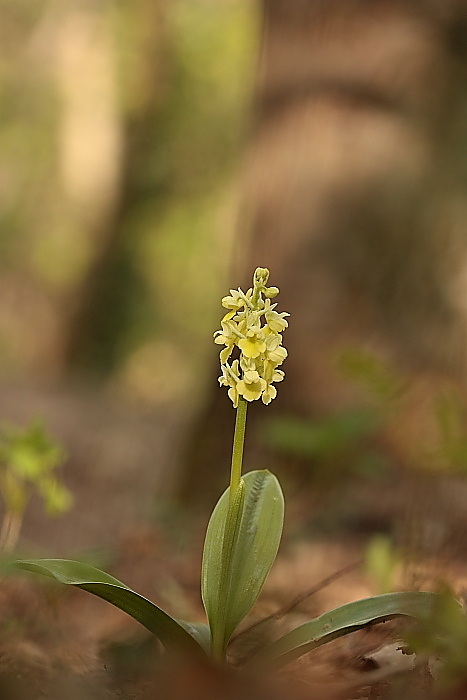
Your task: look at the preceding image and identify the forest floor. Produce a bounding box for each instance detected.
[1,384,467,699]
[2,488,467,700]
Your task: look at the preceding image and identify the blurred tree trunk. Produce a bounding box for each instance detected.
[176,0,467,506]
[60,0,168,376]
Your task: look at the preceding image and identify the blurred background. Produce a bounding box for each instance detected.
[0,0,258,551]
[0,0,256,392]
[2,0,467,562]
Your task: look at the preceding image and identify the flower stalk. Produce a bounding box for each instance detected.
[214,267,289,505]
[229,396,247,506]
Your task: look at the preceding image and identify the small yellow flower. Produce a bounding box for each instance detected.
[222,289,249,311]
[272,368,285,383]
[262,359,284,384]
[261,384,277,405]
[261,362,284,404]
[264,333,288,365]
[218,360,240,407]
[269,345,287,364]
[214,320,235,344]
[265,309,289,333]
[214,320,239,363]
[238,332,266,359]
[237,370,266,402]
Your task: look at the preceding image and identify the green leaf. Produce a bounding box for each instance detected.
[207,479,246,659]
[12,558,207,657]
[244,591,449,670]
[178,620,211,654]
[201,470,284,659]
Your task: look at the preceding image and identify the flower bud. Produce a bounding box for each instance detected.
[253,267,269,288]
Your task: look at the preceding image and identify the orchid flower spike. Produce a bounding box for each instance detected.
[214,268,289,406]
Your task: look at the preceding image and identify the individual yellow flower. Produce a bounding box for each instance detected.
[214,320,239,363]
[272,368,285,383]
[261,363,284,405]
[262,359,284,384]
[221,289,250,311]
[239,354,257,374]
[264,333,288,365]
[237,370,266,402]
[218,360,241,407]
[265,305,289,333]
[261,384,277,405]
[269,345,287,365]
[237,330,266,359]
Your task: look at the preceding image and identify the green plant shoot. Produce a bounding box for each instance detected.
[9,268,457,672]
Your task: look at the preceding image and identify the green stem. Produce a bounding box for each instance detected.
[229,397,248,505]
[212,398,247,660]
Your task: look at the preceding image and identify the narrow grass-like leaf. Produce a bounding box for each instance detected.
[13,559,206,657]
[202,470,284,658]
[244,591,449,670]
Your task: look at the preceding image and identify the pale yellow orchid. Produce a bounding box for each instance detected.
[237,370,267,402]
[214,268,289,406]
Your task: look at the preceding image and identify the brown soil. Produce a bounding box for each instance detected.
[1,384,467,699]
[2,509,467,699]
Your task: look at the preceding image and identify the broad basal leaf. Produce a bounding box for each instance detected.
[244,591,449,670]
[13,558,207,656]
[201,470,284,658]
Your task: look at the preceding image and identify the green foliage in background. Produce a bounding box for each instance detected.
[341,347,467,475]
[406,591,467,685]
[0,420,72,551]
[338,347,408,404]
[265,347,467,486]
[263,409,379,462]
[364,534,400,595]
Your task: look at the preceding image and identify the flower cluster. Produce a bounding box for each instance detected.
[214,268,289,407]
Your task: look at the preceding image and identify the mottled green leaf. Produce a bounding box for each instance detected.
[202,470,284,658]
